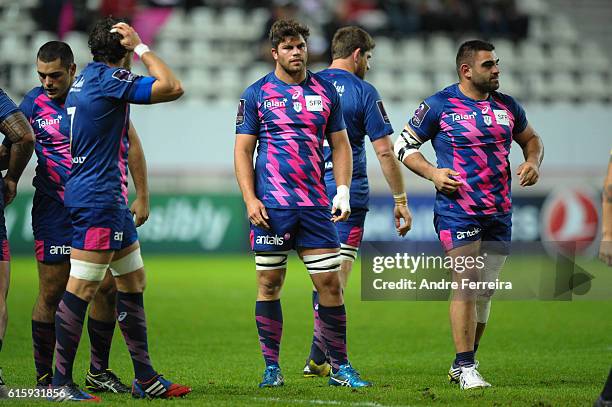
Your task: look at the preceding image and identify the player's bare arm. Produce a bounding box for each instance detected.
[111,22,183,103]
[513,124,544,187]
[127,120,150,227]
[234,134,269,229]
[599,153,612,266]
[372,135,412,236]
[0,111,35,205]
[328,129,352,222]
[395,126,462,195]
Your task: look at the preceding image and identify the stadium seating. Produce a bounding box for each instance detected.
[0,1,610,104]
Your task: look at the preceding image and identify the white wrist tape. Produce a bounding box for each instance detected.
[134,43,150,58]
[332,185,351,214]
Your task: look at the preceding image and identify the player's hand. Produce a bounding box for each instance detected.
[331,185,351,222]
[246,198,270,229]
[130,196,150,227]
[3,175,16,206]
[394,204,412,237]
[431,168,463,194]
[110,22,142,51]
[517,161,539,186]
[599,239,612,266]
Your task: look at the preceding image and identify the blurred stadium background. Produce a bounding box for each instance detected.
[0,0,609,257]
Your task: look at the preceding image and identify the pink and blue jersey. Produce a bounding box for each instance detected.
[236,71,346,209]
[16,87,71,202]
[65,62,154,209]
[408,83,527,217]
[318,68,393,209]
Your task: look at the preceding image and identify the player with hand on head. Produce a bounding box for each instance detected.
[0,88,35,397]
[394,40,543,390]
[49,17,188,401]
[234,19,371,388]
[0,40,150,392]
[302,26,413,378]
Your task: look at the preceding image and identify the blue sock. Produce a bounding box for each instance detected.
[255,300,283,367]
[116,292,156,381]
[602,368,612,401]
[53,291,88,386]
[88,317,115,374]
[308,291,326,364]
[454,351,475,367]
[318,304,348,371]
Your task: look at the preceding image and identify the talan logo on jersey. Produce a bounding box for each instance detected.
[263,98,287,109]
[35,115,61,129]
[450,112,477,122]
[112,69,137,82]
[236,99,246,125]
[305,95,323,112]
[376,100,391,124]
[256,234,284,246]
[494,109,510,126]
[411,101,430,128]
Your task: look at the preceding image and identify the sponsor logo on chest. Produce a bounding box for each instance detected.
[263,98,287,109]
[35,115,62,129]
[450,111,477,122]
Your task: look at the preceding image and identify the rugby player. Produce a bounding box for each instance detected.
[0,40,150,392]
[234,19,371,388]
[394,40,544,389]
[594,149,611,407]
[303,26,413,377]
[50,18,189,401]
[0,90,35,396]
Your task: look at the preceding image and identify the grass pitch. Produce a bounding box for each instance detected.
[1,254,610,406]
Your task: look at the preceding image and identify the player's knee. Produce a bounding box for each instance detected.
[96,278,117,302]
[110,248,144,278]
[303,252,341,275]
[339,244,358,263]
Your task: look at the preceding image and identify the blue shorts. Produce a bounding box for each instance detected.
[32,191,72,263]
[335,208,367,248]
[433,213,512,254]
[69,207,138,251]
[250,208,340,252]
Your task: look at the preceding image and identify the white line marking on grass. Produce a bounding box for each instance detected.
[253,397,412,407]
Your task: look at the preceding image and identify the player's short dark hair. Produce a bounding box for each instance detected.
[456,40,495,75]
[331,26,375,60]
[37,41,74,69]
[269,19,310,49]
[88,16,128,64]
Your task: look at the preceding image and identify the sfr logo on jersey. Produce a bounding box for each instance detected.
[72,156,86,164]
[305,95,323,112]
[493,109,510,126]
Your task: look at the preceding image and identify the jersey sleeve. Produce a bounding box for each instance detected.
[0,89,19,122]
[362,81,393,142]
[101,67,155,104]
[326,84,346,134]
[3,94,34,150]
[406,95,443,142]
[235,85,260,136]
[505,95,528,134]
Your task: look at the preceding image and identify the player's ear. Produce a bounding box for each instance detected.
[352,48,361,64]
[69,63,77,77]
[271,47,278,62]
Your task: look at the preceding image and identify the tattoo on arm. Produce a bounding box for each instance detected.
[0,112,33,143]
[605,185,612,203]
[7,142,34,180]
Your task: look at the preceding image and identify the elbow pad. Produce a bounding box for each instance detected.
[394,128,423,162]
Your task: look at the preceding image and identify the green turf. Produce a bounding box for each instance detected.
[1,255,610,406]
